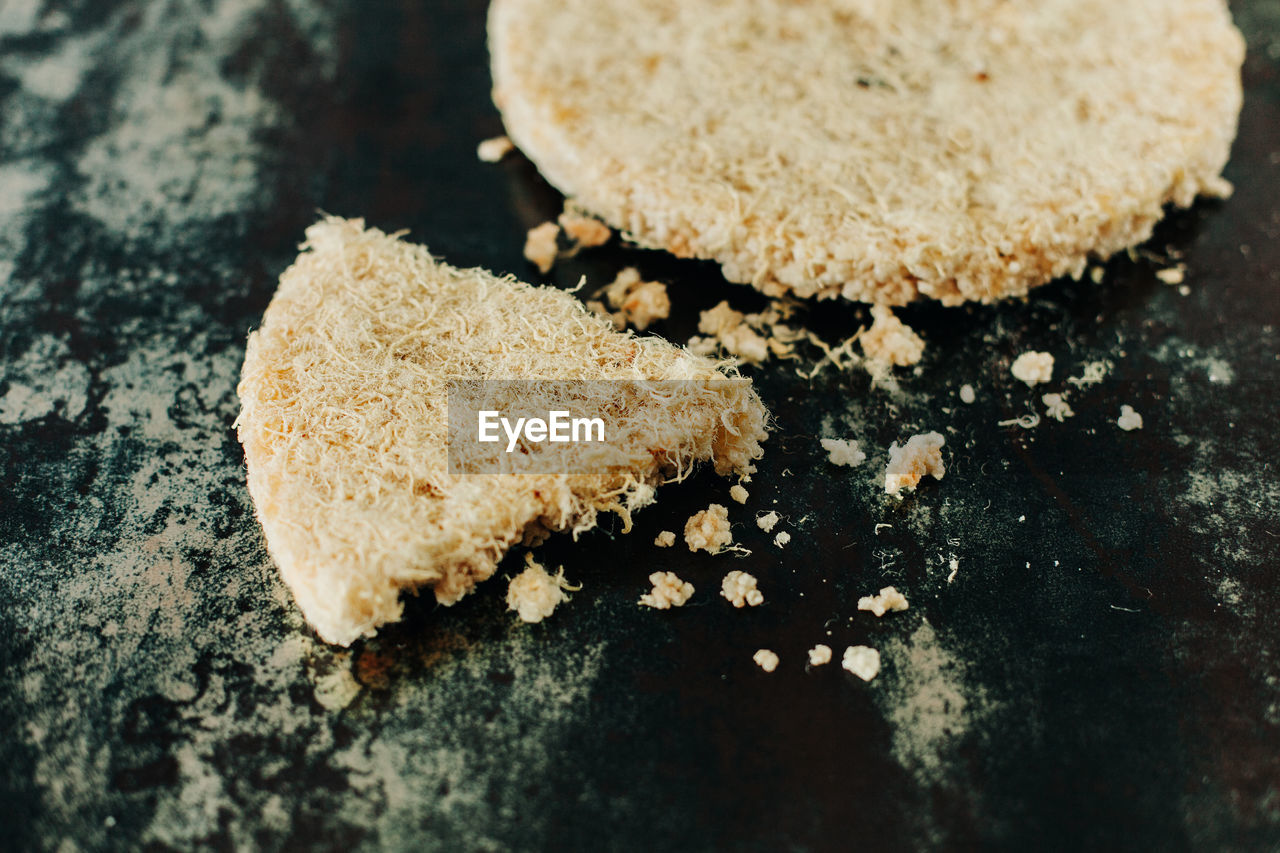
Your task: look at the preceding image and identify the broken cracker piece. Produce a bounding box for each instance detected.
[653,530,676,548]
[842,645,881,682]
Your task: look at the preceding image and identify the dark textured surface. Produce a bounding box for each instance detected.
[1,1,1278,850]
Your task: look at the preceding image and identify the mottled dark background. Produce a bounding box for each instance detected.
[1,1,1277,850]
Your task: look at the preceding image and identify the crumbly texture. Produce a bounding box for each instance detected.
[476,135,514,163]
[235,217,769,645]
[490,0,1244,306]
[598,268,670,331]
[756,511,780,533]
[1117,404,1144,431]
[721,570,764,608]
[638,571,695,609]
[653,530,676,548]
[684,503,733,554]
[808,644,833,667]
[506,555,576,623]
[697,301,770,364]
[843,645,882,682]
[821,437,866,467]
[884,432,946,496]
[959,384,976,404]
[1156,265,1186,285]
[729,484,749,504]
[858,585,910,617]
[1042,392,1075,422]
[558,209,612,248]
[774,531,791,548]
[1011,351,1055,386]
[861,305,924,366]
[753,649,779,673]
[523,221,560,273]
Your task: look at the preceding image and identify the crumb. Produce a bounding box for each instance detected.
[1155,265,1185,285]
[820,437,866,467]
[476,135,513,162]
[884,432,946,496]
[1117,404,1143,431]
[947,557,960,583]
[1041,392,1075,421]
[773,531,791,547]
[558,210,612,248]
[753,649,779,673]
[506,554,576,623]
[861,304,925,366]
[721,570,764,607]
[756,511,781,533]
[601,267,670,330]
[653,530,676,548]
[1011,351,1054,386]
[808,644,832,666]
[857,585,909,617]
[639,571,695,609]
[685,504,733,554]
[959,384,976,404]
[698,300,769,364]
[1089,265,1106,284]
[729,484,749,504]
[523,222,559,273]
[842,645,881,682]
[1067,360,1111,388]
[685,335,718,357]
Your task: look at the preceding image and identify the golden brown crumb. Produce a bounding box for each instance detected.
[523,221,559,273]
[685,503,733,554]
[729,484,749,504]
[639,571,694,609]
[558,210,612,248]
[698,301,769,364]
[476,135,514,162]
[653,530,676,548]
[860,305,925,367]
[857,585,909,617]
[721,570,763,607]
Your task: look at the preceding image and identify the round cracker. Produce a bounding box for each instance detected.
[489,0,1244,305]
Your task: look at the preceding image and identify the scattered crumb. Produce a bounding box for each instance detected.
[595,267,670,331]
[638,571,695,609]
[523,222,559,273]
[697,300,770,364]
[774,531,791,548]
[842,645,881,682]
[756,511,781,533]
[808,644,833,666]
[958,384,976,404]
[858,585,910,617]
[753,649,779,673]
[685,504,733,554]
[729,484,749,504]
[1117,405,1144,431]
[1067,360,1111,388]
[1011,351,1054,386]
[558,209,611,248]
[1156,265,1186,285]
[721,570,764,608]
[820,437,866,467]
[946,557,959,584]
[653,530,676,548]
[1041,392,1075,422]
[884,432,946,496]
[861,305,924,367]
[1089,265,1105,284]
[476,135,513,162]
[506,554,577,623]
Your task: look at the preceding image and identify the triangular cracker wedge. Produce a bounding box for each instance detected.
[236,217,767,645]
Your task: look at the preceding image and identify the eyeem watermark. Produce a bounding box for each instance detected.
[447,378,754,475]
[477,409,606,453]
